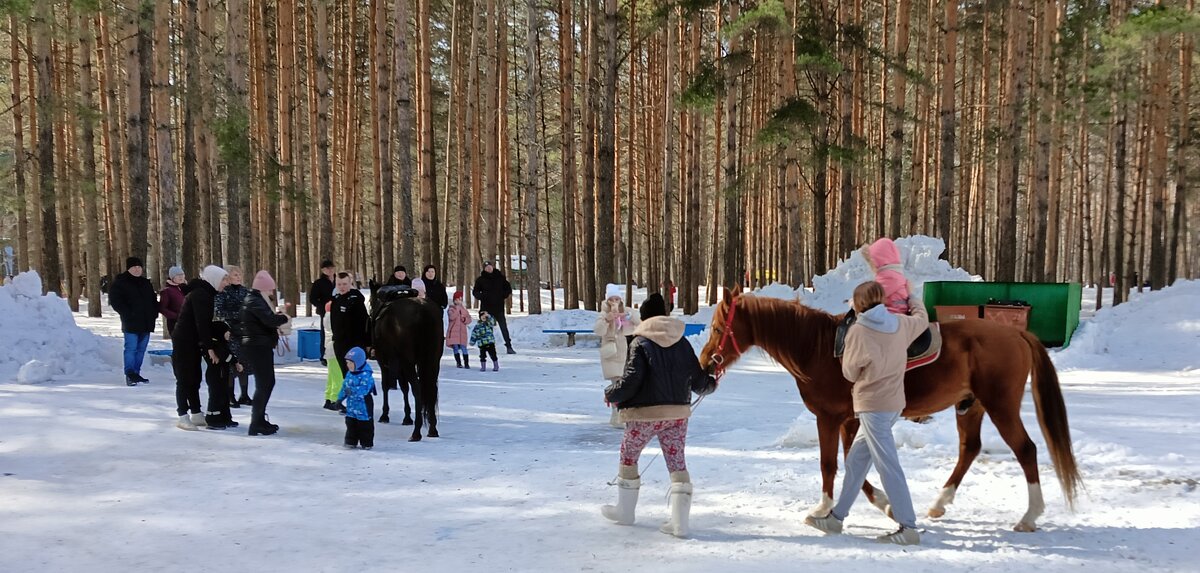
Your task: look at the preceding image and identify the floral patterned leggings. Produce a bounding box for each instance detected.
[619,418,689,472]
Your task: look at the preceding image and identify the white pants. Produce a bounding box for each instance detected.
[832,411,917,529]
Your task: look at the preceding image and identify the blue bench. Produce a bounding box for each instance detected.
[542,329,593,347]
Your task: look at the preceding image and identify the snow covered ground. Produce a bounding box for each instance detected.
[2,240,1198,572]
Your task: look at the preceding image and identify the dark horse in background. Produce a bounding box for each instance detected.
[699,288,1081,532]
[369,285,444,441]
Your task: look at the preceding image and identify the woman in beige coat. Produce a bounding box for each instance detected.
[594,294,639,427]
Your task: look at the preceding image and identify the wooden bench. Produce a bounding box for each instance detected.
[542,329,594,347]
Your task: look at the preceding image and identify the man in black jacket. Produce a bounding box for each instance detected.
[385,265,412,287]
[308,260,336,365]
[472,261,515,354]
[330,272,370,380]
[109,256,159,386]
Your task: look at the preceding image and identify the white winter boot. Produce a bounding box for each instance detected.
[659,471,693,538]
[177,415,198,431]
[601,465,640,525]
[190,412,207,427]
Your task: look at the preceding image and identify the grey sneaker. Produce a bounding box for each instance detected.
[805,513,843,535]
[877,526,920,545]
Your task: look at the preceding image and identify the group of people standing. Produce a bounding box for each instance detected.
[108,257,290,436]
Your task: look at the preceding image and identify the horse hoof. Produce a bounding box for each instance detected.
[380,415,390,424]
[427,428,439,438]
[408,434,422,442]
[928,507,946,519]
[402,417,414,426]
[1013,522,1037,533]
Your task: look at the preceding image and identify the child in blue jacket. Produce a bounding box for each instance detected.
[338,347,377,449]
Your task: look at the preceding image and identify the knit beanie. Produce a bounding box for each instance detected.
[394,265,407,274]
[168,265,185,280]
[126,257,143,270]
[452,290,464,301]
[251,270,276,293]
[640,293,668,321]
[200,265,228,291]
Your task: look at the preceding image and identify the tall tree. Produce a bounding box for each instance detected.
[394,0,416,266]
[124,0,152,262]
[153,0,179,274]
[77,9,103,315]
[522,0,543,314]
[558,0,579,308]
[33,0,60,293]
[595,0,618,291]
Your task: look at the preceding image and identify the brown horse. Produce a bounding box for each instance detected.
[698,288,1081,532]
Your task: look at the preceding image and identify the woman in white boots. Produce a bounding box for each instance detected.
[593,291,639,428]
[601,293,717,538]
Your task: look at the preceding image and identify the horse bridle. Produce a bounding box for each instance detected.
[709,295,743,381]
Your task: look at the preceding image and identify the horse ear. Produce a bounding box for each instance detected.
[722,287,734,301]
[734,283,744,295]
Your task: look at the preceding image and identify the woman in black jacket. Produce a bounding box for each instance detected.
[421,265,449,309]
[240,271,290,436]
[171,265,230,430]
[600,293,716,538]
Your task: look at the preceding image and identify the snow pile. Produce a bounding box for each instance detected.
[804,235,979,313]
[1056,279,1200,371]
[0,271,122,383]
[506,309,601,348]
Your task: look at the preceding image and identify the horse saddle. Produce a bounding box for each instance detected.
[375,285,419,303]
[834,310,943,371]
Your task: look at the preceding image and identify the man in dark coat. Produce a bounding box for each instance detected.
[308,260,336,365]
[109,256,159,385]
[472,261,515,354]
[330,272,370,380]
[421,264,449,309]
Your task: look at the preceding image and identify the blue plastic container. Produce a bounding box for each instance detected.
[297,329,321,360]
[682,323,706,337]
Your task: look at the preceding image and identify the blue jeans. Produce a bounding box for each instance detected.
[450,344,467,354]
[123,332,151,375]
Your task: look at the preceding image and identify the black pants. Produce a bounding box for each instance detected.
[205,359,232,423]
[483,307,512,346]
[333,342,353,379]
[318,313,327,358]
[172,345,203,417]
[228,366,251,401]
[243,344,277,426]
[479,343,498,363]
[344,395,375,448]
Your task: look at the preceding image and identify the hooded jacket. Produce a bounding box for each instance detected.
[110,271,159,334]
[604,316,717,422]
[863,238,910,315]
[338,348,377,422]
[593,298,640,380]
[308,275,335,316]
[841,299,929,413]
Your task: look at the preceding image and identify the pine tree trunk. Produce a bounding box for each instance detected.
[580,0,598,310]
[394,0,416,267]
[34,0,61,294]
[371,0,393,271]
[936,0,957,255]
[419,0,438,267]
[594,0,618,293]
[522,0,543,314]
[996,0,1027,282]
[558,0,579,309]
[660,9,676,303]
[10,16,30,275]
[98,12,126,274]
[154,0,179,273]
[77,10,104,315]
[1169,16,1192,285]
[722,2,740,288]
[1147,36,1170,290]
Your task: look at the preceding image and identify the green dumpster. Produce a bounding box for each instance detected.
[922,281,1082,347]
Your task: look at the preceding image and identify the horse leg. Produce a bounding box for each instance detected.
[379,381,391,424]
[400,375,414,426]
[928,403,985,519]
[423,357,440,438]
[404,363,423,441]
[810,414,844,517]
[842,419,890,516]
[986,404,1044,532]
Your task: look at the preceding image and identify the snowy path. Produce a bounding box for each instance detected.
[3,307,1199,572]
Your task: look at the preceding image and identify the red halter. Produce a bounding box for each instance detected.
[710,296,743,380]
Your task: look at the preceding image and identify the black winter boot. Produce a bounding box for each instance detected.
[505,344,516,355]
[454,353,463,368]
[463,355,470,369]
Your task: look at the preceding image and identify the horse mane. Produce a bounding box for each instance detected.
[738,294,842,379]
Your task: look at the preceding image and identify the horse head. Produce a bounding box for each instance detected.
[699,286,756,376]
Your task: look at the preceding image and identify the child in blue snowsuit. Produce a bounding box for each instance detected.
[338,347,377,449]
[470,310,499,372]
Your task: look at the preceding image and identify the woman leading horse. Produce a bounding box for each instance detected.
[698,288,1081,532]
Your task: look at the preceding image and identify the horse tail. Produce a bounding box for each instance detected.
[1022,330,1082,508]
